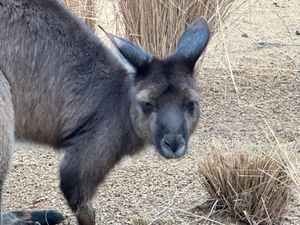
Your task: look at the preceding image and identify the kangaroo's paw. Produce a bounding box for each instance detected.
[2,210,64,225]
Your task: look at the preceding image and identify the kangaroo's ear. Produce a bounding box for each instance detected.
[109,34,153,69]
[173,17,210,70]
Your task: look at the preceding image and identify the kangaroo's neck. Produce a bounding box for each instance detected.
[57,77,145,156]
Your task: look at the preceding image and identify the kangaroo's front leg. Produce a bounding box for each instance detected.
[60,156,96,225]
[59,144,117,225]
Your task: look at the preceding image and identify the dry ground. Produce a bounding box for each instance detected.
[3,0,300,224]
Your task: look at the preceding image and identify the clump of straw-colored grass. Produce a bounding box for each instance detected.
[132,217,150,225]
[64,0,99,31]
[199,147,292,224]
[117,0,240,57]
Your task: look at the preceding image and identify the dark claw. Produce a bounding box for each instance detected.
[30,210,64,225]
[12,210,64,225]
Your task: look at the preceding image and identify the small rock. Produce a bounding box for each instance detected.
[273,0,284,7]
[296,30,300,35]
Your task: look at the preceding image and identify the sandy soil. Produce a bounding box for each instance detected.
[2,0,300,224]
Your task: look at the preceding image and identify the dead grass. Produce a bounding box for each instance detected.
[132,217,150,225]
[63,0,103,31]
[117,0,244,57]
[198,141,295,224]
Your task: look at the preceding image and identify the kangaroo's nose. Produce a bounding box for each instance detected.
[160,134,186,158]
[162,134,184,152]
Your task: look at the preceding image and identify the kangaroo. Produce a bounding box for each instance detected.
[0,0,210,224]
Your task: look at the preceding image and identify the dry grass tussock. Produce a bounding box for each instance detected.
[198,141,298,224]
[117,0,245,57]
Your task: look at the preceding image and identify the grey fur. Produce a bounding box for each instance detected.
[0,0,210,225]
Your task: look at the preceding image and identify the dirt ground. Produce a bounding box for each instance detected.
[3,0,300,224]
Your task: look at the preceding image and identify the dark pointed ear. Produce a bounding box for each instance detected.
[173,17,210,70]
[109,34,153,69]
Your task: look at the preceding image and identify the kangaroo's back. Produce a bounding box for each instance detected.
[0,0,123,145]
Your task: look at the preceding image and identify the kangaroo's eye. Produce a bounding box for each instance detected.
[186,101,196,115]
[139,101,154,115]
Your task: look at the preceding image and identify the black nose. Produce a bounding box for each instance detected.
[162,134,185,153]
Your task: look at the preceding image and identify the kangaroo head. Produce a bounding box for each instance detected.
[113,17,210,158]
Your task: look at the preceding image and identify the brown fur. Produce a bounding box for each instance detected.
[0,71,14,224]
